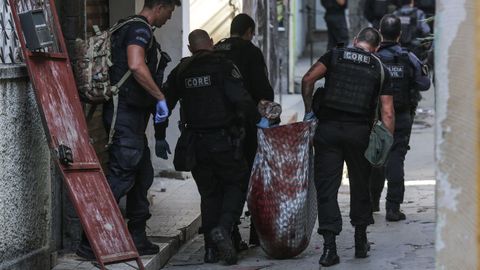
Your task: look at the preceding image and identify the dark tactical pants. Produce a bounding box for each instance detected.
[191,130,250,245]
[324,12,350,50]
[370,114,412,211]
[107,142,154,225]
[79,104,154,251]
[103,98,155,227]
[314,121,374,235]
[242,123,261,244]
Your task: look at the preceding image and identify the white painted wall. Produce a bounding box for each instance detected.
[294,0,309,58]
[147,3,184,173]
[315,0,327,31]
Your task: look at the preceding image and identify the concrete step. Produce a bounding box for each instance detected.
[53,178,201,270]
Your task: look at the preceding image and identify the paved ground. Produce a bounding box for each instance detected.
[164,184,434,270]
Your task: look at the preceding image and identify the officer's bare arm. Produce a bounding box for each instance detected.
[380,95,395,134]
[301,62,327,113]
[127,44,165,101]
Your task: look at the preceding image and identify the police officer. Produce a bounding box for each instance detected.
[370,14,431,221]
[158,29,262,265]
[364,0,399,29]
[302,27,395,266]
[321,0,349,50]
[75,0,180,260]
[215,13,274,247]
[393,0,431,58]
[415,0,435,18]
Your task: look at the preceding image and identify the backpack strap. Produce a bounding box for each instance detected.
[105,16,154,148]
[371,54,385,123]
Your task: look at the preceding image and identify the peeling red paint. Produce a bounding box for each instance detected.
[8,0,143,269]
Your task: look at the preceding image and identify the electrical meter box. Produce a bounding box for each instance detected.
[19,9,53,51]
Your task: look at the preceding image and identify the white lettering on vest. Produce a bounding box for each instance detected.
[399,16,411,25]
[386,64,405,78]
[185,75,212,88]
[343,51,371,64]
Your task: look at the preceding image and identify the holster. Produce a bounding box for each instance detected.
[173,126,197,172]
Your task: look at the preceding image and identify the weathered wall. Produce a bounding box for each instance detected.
[348,0,368,40]
[294,0,309,58]
[435,0,478,268]
[0,66,52,270]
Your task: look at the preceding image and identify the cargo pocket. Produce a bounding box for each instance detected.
[111,144,144,172]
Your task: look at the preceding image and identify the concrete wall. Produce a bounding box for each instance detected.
[294,0,309,58]
[0,66,52,270]
[315,0,327,31]
[148,3,184,173]
[347,0,368,41]
[435,0,478,268]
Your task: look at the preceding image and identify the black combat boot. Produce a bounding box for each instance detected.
[245,211,260,246]
[248,224,260,246]
[128,222,159,255]
[386,208,406,221]
[204,234,219,263]
[76,234,95,260]
[354,226,370,258]
[210,226,237,265]
[232,225,248,252]
[319,232,340,267]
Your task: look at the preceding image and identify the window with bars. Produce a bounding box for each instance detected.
[0,0,58,64]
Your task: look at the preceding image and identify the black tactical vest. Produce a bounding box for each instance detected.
[373,0,388,17]
[110,16,166,109]
[373,0,398,17]
[380,49,414,111]
[416,0,435,11]
[215,38,249,80]
[176,53,234,129]
[321,0,346,11]
[394,8,418,45]
[322,48,382,115]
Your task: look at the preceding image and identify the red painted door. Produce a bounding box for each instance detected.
[8,0,143,269]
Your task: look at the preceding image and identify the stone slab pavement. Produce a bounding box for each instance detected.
[163,183,435,270]
[53,177,201,270]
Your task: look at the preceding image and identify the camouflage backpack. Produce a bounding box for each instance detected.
[72,16,152,105]
[72,16,153,146]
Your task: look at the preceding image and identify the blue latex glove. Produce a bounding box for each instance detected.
[155,100,169,124]
[155,139,171,160]
[256,117,270,129]
[303,111,316,122]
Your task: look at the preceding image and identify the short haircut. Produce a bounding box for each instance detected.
[230,13,255,36]
[144,0,181,8]
[399,0,413,6]
[356,27,382,48]
[188,29,211,49]
[380,14,401,41]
